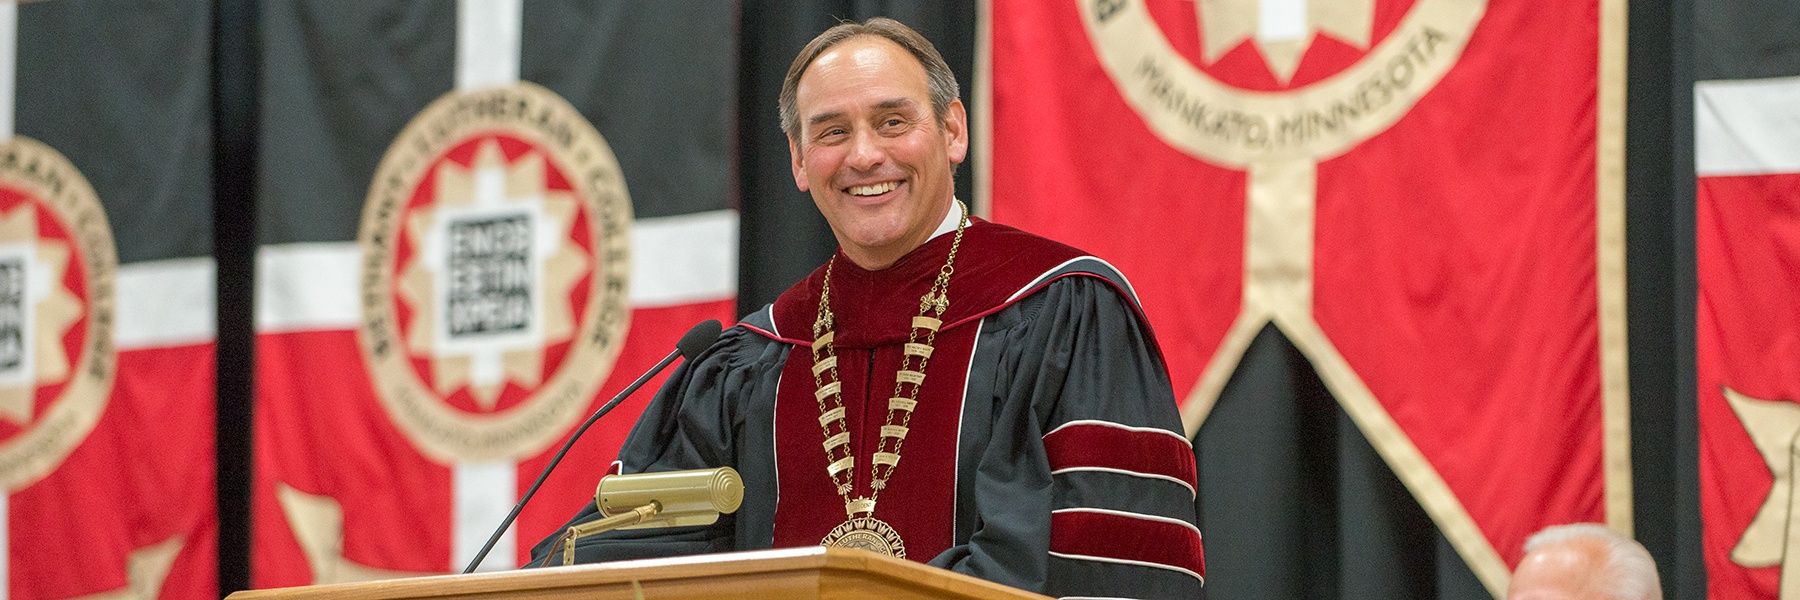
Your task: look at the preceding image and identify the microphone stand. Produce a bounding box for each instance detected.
[459,320,719,574]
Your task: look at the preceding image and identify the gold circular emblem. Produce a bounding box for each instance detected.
[1080,0,1487,165]
[821,517,907,559]
[0,136,117,492]
[357,82,632,463]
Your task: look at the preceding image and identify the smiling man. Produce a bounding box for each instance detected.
[533,18,1205,599]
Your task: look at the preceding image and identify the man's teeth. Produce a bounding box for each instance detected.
[849,181,898,196]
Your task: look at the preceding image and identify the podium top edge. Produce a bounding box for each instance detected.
[227,546,1051,600]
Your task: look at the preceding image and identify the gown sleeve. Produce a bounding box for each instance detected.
[524,324,785,567]
[925,275,1207,599]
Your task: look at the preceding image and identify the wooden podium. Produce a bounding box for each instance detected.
[227,547,1052,600]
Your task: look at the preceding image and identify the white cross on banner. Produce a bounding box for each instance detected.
[250,2,740,585]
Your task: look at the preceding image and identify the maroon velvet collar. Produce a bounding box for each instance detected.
[765,220,1089,348]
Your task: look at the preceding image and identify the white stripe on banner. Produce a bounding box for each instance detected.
[454,0,525,570]
[255,243,362,333]
[452,461,515,572]
[1696,76,1800,176]
[455,0,520,92]
[116,257,217,351]
[630,209,739,307]
[255,211,741,331]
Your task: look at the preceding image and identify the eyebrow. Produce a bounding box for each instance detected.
[807,111,846,128]
[806,98,921,128]
[873,98,917,111]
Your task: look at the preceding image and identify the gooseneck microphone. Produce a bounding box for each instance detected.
[460,319,723,574]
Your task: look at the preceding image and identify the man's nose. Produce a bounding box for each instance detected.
[844,129,885,171]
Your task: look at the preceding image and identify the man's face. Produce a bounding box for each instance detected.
[789,36,968,270]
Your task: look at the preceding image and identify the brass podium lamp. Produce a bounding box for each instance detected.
[551,467,744,566]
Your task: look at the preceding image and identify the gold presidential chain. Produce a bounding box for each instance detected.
[811,201,967,558]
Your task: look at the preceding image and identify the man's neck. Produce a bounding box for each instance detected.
[923,198,963,241]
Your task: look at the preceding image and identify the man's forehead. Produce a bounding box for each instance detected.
[798,37,927,98]
[811,35,916,72]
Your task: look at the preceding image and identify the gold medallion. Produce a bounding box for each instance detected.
[821,517,907,559]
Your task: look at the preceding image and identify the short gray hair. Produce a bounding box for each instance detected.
[1521,523,1661,600]
[778,17,960,143]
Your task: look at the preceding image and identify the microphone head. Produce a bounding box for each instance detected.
[677,319,723,360]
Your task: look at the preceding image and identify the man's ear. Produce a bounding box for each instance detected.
[943,99,969,165]
[788,135,810,192]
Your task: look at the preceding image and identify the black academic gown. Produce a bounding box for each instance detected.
[531,220,1205,599]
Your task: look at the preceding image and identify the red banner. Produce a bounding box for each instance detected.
[1696,75,1800,598]
[986,0,1627,592]
[250,4,738,586]
[253,301,729,582]
[0,150,218,599]
[4,2,218,596]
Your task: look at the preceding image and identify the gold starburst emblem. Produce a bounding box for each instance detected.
[357,83,632,463]
[1081,0,1484,164]
[396,140,589,411]
[0,204,81,424]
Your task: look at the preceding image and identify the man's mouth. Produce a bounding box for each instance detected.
[846,181,899,197]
